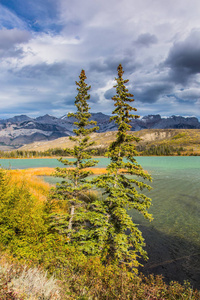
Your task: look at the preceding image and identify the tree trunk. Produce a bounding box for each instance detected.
[68,205,75,238]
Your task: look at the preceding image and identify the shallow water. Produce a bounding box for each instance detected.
[0,156,200,288]
[129,157,200,288]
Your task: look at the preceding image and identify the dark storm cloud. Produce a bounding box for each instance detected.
[11,62,69,79]
[104,88,115,100]
[165,30,200,84]
[104,81,173,105]
[134,33,158,47]
[0,97,58,118]
[169,88,200,102]
[134,83,173,103]
[5,102,50,113]
[63,94,78,106]
[89,56,139,74]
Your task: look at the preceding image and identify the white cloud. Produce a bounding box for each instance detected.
[175,88,200,101]
[0,0,200,118]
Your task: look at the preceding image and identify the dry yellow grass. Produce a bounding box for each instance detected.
[7,167,108,202]
[18,129,200,155]
[88,167,107,174]
[8,168,53,202]
[18,131,117,152]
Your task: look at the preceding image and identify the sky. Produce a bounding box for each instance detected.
[0,0,200,119]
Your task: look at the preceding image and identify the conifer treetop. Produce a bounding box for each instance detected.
[57,69,99,175]
[110,63,139,130]
[68,70,98,137]
[91,64,152,270]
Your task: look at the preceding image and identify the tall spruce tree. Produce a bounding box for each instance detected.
[92,64,153,270]
[50,70,99,247]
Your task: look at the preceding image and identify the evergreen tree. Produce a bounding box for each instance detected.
[92,64,153,270]
[50,70,99,247]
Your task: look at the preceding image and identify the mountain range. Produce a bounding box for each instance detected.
[0,113,199,149]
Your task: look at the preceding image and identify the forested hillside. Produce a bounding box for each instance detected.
[8,128,199,157]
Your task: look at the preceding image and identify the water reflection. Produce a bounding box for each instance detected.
[139,226,200,289]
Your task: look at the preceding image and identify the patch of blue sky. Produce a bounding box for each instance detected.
[0,0,61,33]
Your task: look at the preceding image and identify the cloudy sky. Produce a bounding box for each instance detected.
[0,0,200,119]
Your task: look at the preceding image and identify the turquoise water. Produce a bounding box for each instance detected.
[128,157,200,288]
[0,158,64,169]
[0,156,200,287]
[0,156,199,171]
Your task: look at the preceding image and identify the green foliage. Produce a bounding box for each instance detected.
[0,146,108,158]
[91,64,152,270]
[138,144,186,156]
[48,70,99,248]
[1,251,200,300]
[172,132,187,139]
[42,250,200,300]
[0,148,70,158]
[0,168,48,259]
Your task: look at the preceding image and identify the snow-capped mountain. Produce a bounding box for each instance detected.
[0,113,199,148]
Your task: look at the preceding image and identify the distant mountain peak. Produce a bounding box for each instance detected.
[7,115,32,123]
[142,114,161,119]
[35,114,58,122]
[60,114,68,120]
[0,113,199,149]
[92,112,107,115]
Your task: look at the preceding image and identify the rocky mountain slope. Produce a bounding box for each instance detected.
[0,113,199,150]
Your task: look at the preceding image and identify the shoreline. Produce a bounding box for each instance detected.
[0,156,105,159]
[0,154,199,160]
[8,167,108,176]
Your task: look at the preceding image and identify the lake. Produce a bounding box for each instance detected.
[0,156,200,288]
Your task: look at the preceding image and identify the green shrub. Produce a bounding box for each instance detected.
[0,168,48,260]
[172,132,187,140]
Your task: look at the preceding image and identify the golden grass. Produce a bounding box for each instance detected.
[7,167,108,202]
[21,166,108,175]
[90,168,107,174]
[8,168,53,202]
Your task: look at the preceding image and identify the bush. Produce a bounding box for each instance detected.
[0,258,60,299]
[0,168,48,260]
[39,245,200,300]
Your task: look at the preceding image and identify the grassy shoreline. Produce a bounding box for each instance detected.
[8,166,109,176]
